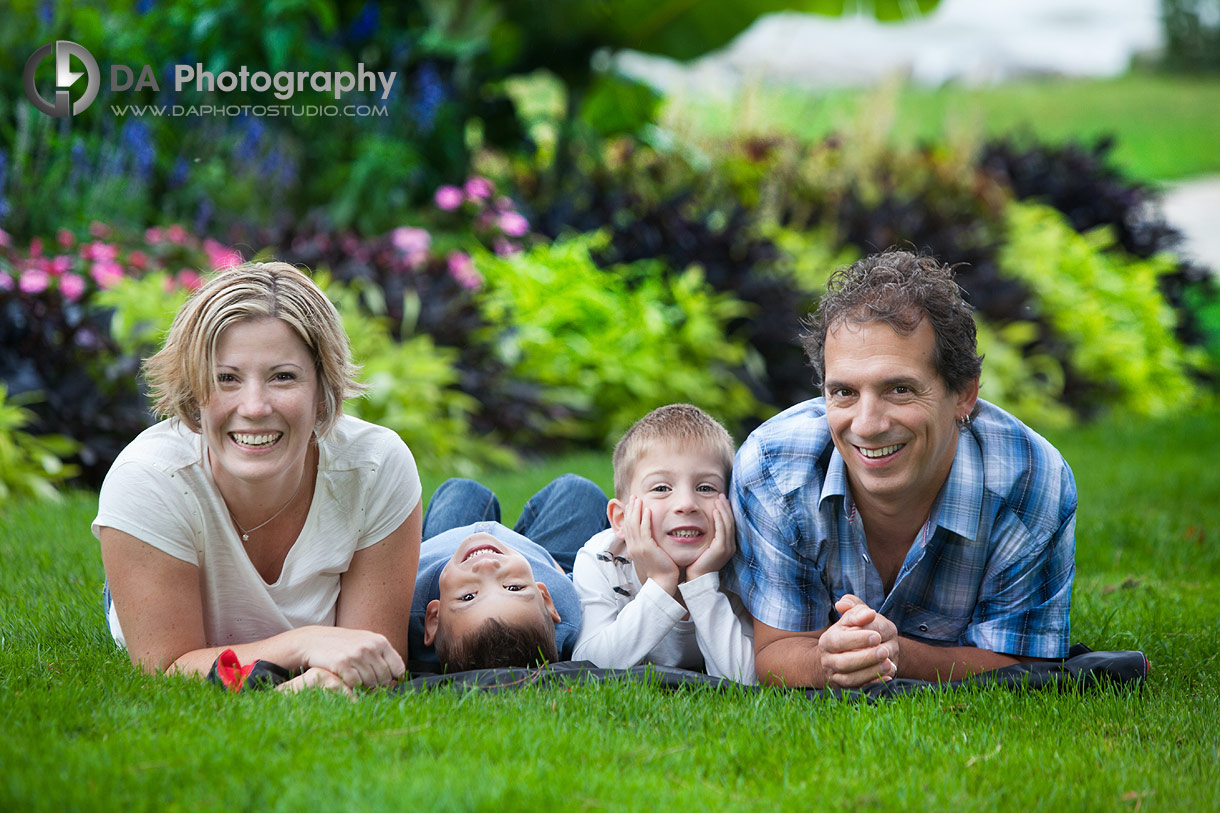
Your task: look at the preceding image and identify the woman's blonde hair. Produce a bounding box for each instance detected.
[143,261,364,438]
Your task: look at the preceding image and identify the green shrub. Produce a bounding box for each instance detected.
[324,278,519,475]
[974,319,1075,430]
[475,233,769,446]
[998,201,1207,418]
[0,386,79,508]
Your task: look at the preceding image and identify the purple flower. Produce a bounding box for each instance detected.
[498,211,529,237]
[20,268,50,294]
[0,271,13,291]
[464,176,494,201]
[391,226,431,255]
[434,185,463,211]
[493,237,520,257]
[60,273,86,302]
[446,251,483,290]
[90,260,124,289]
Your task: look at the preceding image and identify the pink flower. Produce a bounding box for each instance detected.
[0,228,11,248]
[0,271,12,290]
[29,237,43,258]
[202,238,242,270]
[498,211,529,237]
[177,269,204,291]
[57,229,76,249]
[495,196,514,212]
[493,237,519,257]
[434,185,463,211]
[166,224,188,245]
[90,221,111,238]
[19,268,50,294]
[145,226,164,244]
[391,226,431,255]
[90,260,124,289]
[59,273,86,302]
[464,176,494,201]
[81,241,118,263]
[127,250,149,270]
[50,256,72,276]
[446,251,483,290]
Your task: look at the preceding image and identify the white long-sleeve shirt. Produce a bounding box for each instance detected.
[572,529,755,683]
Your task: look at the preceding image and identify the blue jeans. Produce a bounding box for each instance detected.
[422,474,609,574]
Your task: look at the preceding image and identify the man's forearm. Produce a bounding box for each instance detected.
[754,634,828,688]
[895,638,1028,682]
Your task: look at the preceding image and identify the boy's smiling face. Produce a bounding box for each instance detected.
[424,532,560,648]
[610,443,729,569]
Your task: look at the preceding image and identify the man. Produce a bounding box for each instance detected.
[728,250,1076,689]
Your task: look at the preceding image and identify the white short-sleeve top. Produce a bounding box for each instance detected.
[93,415,421,648]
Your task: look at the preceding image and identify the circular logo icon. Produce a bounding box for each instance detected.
[24,40,100,117]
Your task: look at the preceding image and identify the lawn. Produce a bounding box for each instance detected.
[666,72,1220,183]
[2,409,1219,811]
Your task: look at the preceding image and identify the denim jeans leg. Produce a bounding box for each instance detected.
[514,473,609,574]
[422,478,501,539]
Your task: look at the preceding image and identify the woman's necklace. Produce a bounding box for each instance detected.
[228,474,305,542]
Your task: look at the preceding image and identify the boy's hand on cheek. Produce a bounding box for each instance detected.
[622,496,680,595]
[688,494,736,580]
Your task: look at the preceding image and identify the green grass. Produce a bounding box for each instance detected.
[665,72,1220,183]
[3,411,1220,811]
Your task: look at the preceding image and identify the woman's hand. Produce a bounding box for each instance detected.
[291,625,405,688]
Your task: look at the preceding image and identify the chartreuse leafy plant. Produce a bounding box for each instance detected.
[476,233,768,446]
[326,278,519,475]
[999,202,1208,419]
[0,386,79,508]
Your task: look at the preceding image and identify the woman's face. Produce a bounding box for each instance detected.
[201,317,320,492]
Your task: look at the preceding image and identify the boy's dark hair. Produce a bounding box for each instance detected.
[434,617,559,673]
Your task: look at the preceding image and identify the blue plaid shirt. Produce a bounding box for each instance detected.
[726,398,1076,659]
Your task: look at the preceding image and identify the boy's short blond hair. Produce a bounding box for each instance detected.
[612,404,735,500]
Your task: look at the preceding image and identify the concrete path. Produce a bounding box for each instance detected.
[1161,176,1220,274]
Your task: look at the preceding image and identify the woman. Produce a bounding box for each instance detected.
[94,262,422,692]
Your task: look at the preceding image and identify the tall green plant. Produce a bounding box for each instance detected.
[0,386,79,507]
[476,233,768,446]
[999,202,1207,418]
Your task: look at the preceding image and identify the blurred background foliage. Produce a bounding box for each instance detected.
[1,0,1218,501]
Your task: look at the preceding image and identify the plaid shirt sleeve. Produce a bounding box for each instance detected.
[727,415,835,633]
[965,448,1077,659]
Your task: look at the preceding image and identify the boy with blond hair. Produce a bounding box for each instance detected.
[572,404,754,683]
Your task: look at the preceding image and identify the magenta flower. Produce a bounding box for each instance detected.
[464,176,494,201]
[19,268,50,294]
[446,251,483,290]
[178,269,204,291]
[82,241,118,263]
[128,250,149,270]
[145,226,164,244]
[434,185,463,211]
[202,238,242,270]
[50,256,72,276]
[391,226,431,255]
[90,221,111,238]
[57,229,76,249]
[60,273,86,302]
[90,260,124,289]
[0,228,11,248]
[493,237,520,257]
[498,211,529,237]
[29,237,43,258]
[0,271,12,291]
[166,225,188,245]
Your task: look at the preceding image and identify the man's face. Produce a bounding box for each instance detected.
[424,532,560,648]
[823,318,977,512]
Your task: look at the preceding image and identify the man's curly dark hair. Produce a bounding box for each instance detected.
[801,249,983,397]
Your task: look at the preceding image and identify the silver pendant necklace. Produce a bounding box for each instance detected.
[229,474,305,542]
